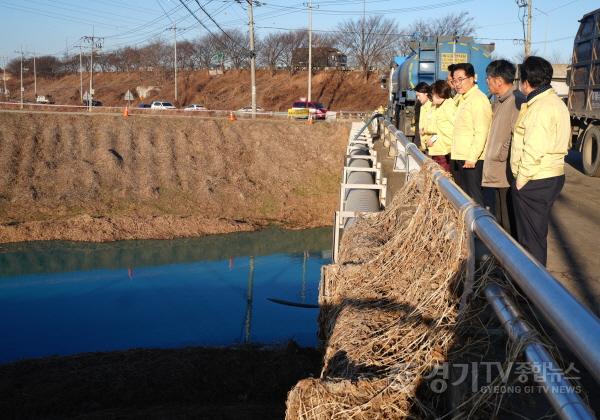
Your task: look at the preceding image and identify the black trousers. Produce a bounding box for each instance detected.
[486,187,517,238]
[450,160,485,206]
[511,175,565,266]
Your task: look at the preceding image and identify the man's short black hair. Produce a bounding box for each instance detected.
[520,56,553,88]
[486,59,516,84]
[414,82,431,94]
[447,64,457,76]
[453,62,475,78]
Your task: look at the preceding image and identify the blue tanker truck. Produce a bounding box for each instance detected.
[384,36,495,138]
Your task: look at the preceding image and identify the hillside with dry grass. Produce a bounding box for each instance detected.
[2,69,387,111]
[0,112,349,243]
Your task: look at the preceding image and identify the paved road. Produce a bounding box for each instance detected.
[548,151,600,318]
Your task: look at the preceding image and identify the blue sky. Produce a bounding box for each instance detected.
[0,0,597,64]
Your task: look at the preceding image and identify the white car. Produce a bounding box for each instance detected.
[238,106,264,113]
[184,104,207,111]
[150,100,176,110]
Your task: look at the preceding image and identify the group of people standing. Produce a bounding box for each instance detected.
[413,56,570,267]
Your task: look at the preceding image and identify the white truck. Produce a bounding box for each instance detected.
[35,95,55,104]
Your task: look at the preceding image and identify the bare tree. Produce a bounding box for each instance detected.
[192,35,219,69]
[177,40,197,70]
[398,12,476,54]
[218,29,250,69]
[258,32,287,73]
[548,48,568,64]
[277,30,307,71]
[336,16,399,78]
[60,53,80,74]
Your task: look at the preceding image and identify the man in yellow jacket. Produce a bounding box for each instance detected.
[511,56,570,266]
[450,63,492,206]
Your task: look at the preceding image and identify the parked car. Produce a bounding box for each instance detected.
[238,106,264,113]
[183,104,207,111]
[287,101,328,119]
[137,103,151,109]
[150,100,176,110]
[36,95,55,104]
[83,99,102,107]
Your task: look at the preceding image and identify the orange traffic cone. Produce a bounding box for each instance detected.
[306,114,313,125]
[123,106,129,118]
[228,111,236,121]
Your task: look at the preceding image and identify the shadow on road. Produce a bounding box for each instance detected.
[549,210,600,315]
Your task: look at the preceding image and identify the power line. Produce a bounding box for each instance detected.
[193,0,242,47]
[251,0,474,16]
[177,0,250,56]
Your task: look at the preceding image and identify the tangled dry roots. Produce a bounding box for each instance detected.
[286,163,469,419]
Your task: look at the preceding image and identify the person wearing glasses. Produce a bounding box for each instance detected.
[482,59,524,236]
[510,56,570,266]
[450,62,492,206]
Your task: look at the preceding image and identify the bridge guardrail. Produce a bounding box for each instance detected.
[348,113,600,419]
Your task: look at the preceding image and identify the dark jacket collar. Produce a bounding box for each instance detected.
[526,84,552,102]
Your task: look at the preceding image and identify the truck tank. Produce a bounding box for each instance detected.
[388,36,494,136]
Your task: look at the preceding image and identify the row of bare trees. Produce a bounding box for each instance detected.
[4,13,476,77]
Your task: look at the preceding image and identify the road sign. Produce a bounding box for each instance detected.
[124,90,134,101]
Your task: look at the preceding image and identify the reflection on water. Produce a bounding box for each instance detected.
[0,228,331,364]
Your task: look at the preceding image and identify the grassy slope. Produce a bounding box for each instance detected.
[3,69,387,111]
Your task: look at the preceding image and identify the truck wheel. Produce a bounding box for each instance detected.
[582,125,600,177]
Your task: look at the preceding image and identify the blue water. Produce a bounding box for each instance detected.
[0,228,331,364]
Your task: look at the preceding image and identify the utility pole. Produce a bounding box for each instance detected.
[14,48,24,109]
[20,51,23,109]
[307,0,312,102]
[168,24,178,103]
[247,0,256,117]
[526,0,532,57]
[74,45,84,102]
[362,0,365,71]
[517,0,533,57]
[82,29,104,112]
[33,53,36,97]
[2,57,7,100]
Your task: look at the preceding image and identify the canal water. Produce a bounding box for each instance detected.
[0,228,331,364]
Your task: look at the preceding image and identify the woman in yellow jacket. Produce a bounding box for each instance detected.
[415,82,432,152]
[421,80,456,172]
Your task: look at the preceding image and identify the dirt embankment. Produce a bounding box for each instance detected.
[0,112,349,243]
[4,69,387,111]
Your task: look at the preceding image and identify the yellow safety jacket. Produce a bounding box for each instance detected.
[419,101,434,151]
[424,99,456,156]
[451,85,492,162]
[510,88,570,186]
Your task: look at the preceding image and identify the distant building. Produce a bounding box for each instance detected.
[292,48,347,70]
[551,63,569,98]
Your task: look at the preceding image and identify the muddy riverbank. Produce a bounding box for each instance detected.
[0,112,349,243]
[0,344,322,419]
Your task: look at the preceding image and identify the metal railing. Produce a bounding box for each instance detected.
[0,101,369,120]
[359,114,600,419]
